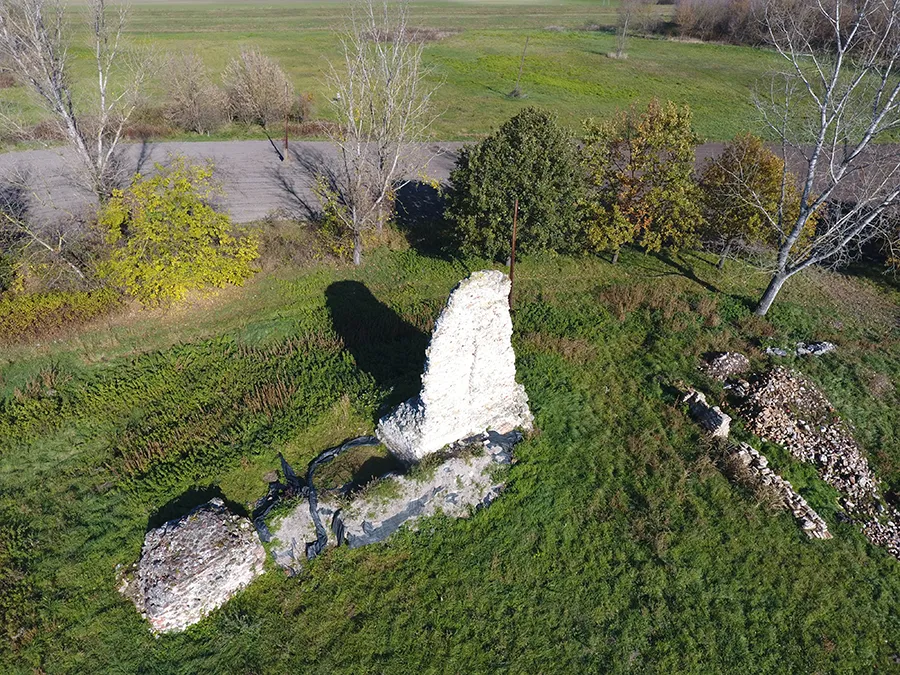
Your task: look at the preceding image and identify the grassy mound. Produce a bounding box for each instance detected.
[0,247,898,672]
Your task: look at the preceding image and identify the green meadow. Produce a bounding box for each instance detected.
[1,242,899,672]
[0,1,777,141]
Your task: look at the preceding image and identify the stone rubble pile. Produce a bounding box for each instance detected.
[119,499,266,634]
[682,385,832,539]
[765,342,837,358]
[700,351,751,381]
[732,442,831,539]
[377,270,533,463]
[796,341,836,357]
[682,389,731,438]
[740,367,899,558]
[268,432,519,574]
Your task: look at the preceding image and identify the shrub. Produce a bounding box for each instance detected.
[223,48,294,128]
[698,133,812,267]
[0,288,121,343]
[290,92,315,123]
[164,52,226,134]
[96,158,259,304]
[444,107,583,259]
[581,99,703,260]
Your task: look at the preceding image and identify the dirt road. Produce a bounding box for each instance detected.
[0,139,464,224]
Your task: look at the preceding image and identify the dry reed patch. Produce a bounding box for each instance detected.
[521,332,597,364]
[865,370,895,399]
[597,282,691,322]
[693,295,720,327]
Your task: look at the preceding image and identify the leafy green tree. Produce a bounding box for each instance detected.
[698,133,811,269]
[97,158,258,304]
[581,99,703,262]
[445,107,583,259]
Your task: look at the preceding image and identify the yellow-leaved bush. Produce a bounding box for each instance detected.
[97,158,258,304]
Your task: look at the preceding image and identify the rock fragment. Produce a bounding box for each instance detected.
[269,432,517,574]
[683,388,731,438]
[120,499,265,634]
[796,341,836,357]
[700,351,751,381]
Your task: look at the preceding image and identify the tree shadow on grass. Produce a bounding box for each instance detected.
[147,485,249,530]
[654,252,722,295]
[325,280,429,414]
[394,180,458,258]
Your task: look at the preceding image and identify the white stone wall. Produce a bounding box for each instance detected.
[377,270,533,462]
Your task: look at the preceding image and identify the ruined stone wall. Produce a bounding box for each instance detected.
[377,270,533,463]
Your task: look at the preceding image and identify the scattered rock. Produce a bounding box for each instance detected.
[796,341,836,357]
[700,351,751,381]
[740,367,900,558]
[724,378,751,399]
[120,499,265,634]
[269,432,518,574]
[765,347,789,357]
[682,388,731,438]
[377,270,533,463]
[731,442,831,539]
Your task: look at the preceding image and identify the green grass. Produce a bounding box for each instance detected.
[0,0,779,142]
[1,240,898,673]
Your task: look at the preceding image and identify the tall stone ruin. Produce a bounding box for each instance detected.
[377,270,533,463]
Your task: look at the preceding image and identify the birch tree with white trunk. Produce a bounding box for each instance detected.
[0,0,146,200]
[752,0,900,315]
[324,0,439,265]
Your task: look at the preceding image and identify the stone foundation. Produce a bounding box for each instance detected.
[731,442,831,539]
[268,433,516,574]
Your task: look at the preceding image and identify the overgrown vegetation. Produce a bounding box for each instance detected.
[0,244,897,672]
[96,158,259,304]
[0,287,120,343]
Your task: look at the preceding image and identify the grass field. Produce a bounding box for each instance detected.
[0,0,778,142]
[1,237,899,673]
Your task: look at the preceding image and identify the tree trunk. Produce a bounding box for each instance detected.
[611,249,620,264]
[717,240,733,270]
[352,233,363,266]
[754,271,788,316]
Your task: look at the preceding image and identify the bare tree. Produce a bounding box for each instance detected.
[324,0,439,265]
[614,0,654,59]
[752,0,900,315]
[0,168,88,283]
[164,51,225,134]
[0,0,145,200]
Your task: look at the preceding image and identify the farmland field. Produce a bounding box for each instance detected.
[0,0,778,141]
